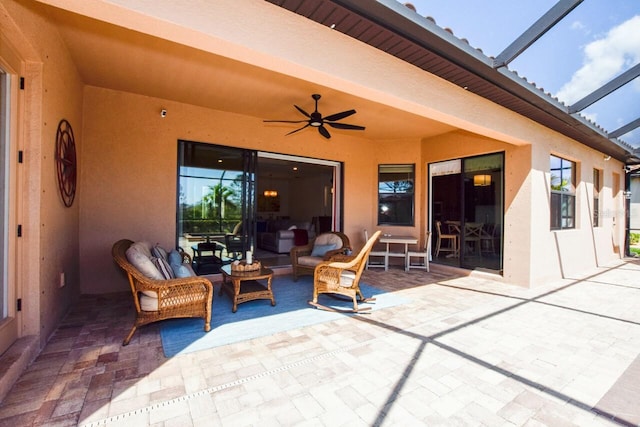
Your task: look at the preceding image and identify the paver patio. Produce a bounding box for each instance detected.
[0,259,639,426]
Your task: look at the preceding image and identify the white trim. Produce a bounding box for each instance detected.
[258,151,342,231]
[258,151,340,167]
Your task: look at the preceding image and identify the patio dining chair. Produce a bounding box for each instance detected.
[463,222,483,256]
[435,220,458,258]
[406,231,432,271]
[364,229,387,269]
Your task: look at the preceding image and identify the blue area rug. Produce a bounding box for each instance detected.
[160,275,409,357]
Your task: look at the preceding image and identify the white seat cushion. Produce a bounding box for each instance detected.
[139,293,158,311]
[314,233,343,247]
[339,271,356,287]
[298,256,324,267]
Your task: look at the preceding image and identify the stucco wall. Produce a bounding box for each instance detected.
[2,0,84,346]
[422,131,534,285]
[531,126,625,281]
[80,87,416,294]
[421,126,625,286]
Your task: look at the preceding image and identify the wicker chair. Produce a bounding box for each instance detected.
[290,231,351,281]
[311,230,381,312]
[112,239,214,345]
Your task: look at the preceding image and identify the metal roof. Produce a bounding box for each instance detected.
[266,0,640,164]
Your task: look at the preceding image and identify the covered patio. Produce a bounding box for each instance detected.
[1,262,639,425]
[2,0,640,419]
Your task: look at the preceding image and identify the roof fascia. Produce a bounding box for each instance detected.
[329,0,639,163]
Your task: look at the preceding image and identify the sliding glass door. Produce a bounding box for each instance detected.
[177,142,343,272]
[430,153,504,273]
[177,141,256,272]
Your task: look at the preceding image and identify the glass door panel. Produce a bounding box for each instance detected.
[0,67,18,354]
[177,141,256,274]
[430,153,504,273]
[461,153,503,272]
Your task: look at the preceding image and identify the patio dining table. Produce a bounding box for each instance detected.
[378,234,418,271]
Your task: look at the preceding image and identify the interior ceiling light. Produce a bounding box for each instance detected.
[473,174,492,187]
[263,94,365,139]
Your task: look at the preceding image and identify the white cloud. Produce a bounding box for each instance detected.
[555,15,640,104]
[570,20,587,32]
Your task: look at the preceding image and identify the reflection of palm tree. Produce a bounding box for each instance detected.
[550,174,568,191]
[203,183,237,219]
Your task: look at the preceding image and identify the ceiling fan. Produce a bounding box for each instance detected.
[263,94,365,139]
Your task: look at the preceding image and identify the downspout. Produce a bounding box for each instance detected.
[624,166,631,257]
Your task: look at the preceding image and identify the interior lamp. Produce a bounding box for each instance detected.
[473,174,491,186]
[264,173,278,197]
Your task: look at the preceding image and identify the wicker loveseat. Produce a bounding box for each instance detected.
[112,239,214,345]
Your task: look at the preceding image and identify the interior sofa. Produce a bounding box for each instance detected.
[257,219,316,253]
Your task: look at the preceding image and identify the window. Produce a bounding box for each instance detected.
[378,164,414,226]
[593,168,601,227]
[550,155,576,230]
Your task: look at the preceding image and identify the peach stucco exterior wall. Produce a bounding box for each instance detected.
[80,87,404,294]
[3,0,625,305]
[1,0,84,347]
[531,126,626,281]
[423,127,625,286]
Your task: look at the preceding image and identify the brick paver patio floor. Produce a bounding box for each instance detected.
[1,259,639,426]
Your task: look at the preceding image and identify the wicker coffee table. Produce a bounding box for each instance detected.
[219,264,276,313]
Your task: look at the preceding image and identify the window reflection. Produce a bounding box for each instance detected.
[378,164,415,226]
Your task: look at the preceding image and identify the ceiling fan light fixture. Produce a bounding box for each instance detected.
[263,94,364,139]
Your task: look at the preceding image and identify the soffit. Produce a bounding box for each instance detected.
[265,0,640,163]
[29,0,454,141]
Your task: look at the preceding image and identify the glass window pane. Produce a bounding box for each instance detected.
[550,155,576,230]
[550,192,561,229]
[378,164,414,225]
[178,143,245,237]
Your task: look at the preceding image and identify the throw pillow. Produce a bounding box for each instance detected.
[173,264,195,278]
[153,256,175,280]
[293,229,308,246]
[151,244,169,261]
[168,249,183,266]
[311,243,337,257]
[126,245,164,280]
[288,225,297,230]
[129,241,153,259]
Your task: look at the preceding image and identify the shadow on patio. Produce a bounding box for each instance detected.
[1,263,639,426]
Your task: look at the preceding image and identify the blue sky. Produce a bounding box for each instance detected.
[398,1,640,146]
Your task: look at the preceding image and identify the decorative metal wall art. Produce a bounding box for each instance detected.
[55,119,77,207]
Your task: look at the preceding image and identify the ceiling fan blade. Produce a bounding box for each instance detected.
[286,124,310,136]
[263,119,308,123]
[323,109,356,122]
[326,122,366,131]
[318,125,331,139]
[294,105,311,118]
